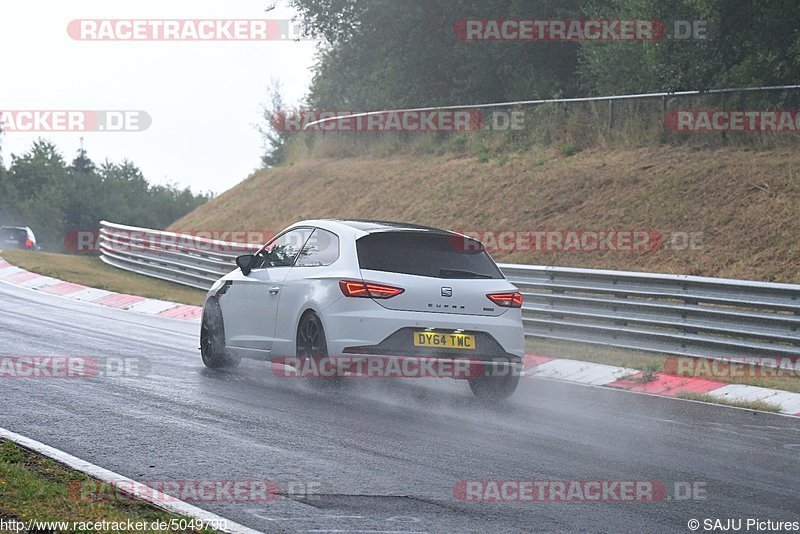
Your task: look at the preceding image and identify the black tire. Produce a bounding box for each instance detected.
[468,366,520,403]
[200,299,240,369]
[295,311,338,381]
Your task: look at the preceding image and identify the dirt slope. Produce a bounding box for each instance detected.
[170,146,800,282]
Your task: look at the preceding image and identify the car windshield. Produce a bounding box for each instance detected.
[356,231,503,279]
[0,228,27,242]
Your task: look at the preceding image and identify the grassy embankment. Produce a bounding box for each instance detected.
[171,145,800,283]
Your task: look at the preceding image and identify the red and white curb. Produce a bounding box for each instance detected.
[0,257,202,322]
[0,426,263,534]
[522,355,800,417]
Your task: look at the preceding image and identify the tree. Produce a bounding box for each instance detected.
[0,139,210,250]
[4,141,68,246]
[290,0,800,107]
[578,0,800,94]
[71,143,97,174]
[290,0,582,109]
[258,79,295,167]
[0,128,11,226]
[63,147,103,233]
[8,139,67,201]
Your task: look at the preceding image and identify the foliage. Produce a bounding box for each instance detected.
[258,79,297,167]
[286,0,800,105]
[578,0,800,94]
[0,140,211,251]
[257,1,800,163]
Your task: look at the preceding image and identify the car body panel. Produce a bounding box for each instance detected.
[220,266,292,355]
[359,269,515,317]
[205,219,524,370]
[0,226,37,250]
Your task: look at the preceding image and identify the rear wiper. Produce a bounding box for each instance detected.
[439,269,492,279]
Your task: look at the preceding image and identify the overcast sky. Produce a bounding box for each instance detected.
[0,0,316,195]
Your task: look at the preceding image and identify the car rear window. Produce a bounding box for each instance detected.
[356,231,503,279]
[0,228,27,242]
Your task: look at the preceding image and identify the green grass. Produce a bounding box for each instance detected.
[526,338,666,372]
[2,250,205,306]
[0,440,217,532]
[675,392,782,413]
[560,143,578,156]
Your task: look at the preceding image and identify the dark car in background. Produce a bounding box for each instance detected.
[0,226,39,250]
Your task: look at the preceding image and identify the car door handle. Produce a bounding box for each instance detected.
[268,287,280,295]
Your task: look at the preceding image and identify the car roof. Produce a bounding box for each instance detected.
[292,219,452,236]
[0,226,30,231]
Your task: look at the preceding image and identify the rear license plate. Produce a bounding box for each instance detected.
[413,331,475,350]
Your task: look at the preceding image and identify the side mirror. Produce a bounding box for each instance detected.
[235,254,256,276]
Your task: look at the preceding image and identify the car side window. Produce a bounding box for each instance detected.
[295,229,340,267]
[252,228,312,269]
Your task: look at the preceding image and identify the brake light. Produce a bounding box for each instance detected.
[339,280,404,299]
[25,239,33,248]
[487,292,523,308]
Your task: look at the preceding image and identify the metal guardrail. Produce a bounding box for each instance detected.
[500,265,800,362]
[99,221,800,362]
[98,220,258,290]
[302,83,800,129]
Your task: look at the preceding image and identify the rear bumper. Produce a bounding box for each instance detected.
[320,297,525,361]
[344,327,521,363]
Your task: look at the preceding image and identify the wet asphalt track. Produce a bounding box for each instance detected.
[1,281,799,533]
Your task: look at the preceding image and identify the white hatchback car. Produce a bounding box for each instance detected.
[201,219,525,401]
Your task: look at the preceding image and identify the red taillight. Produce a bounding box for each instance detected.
[339,280,404,299]
[487,292,523,308]
[25,239,33,248]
